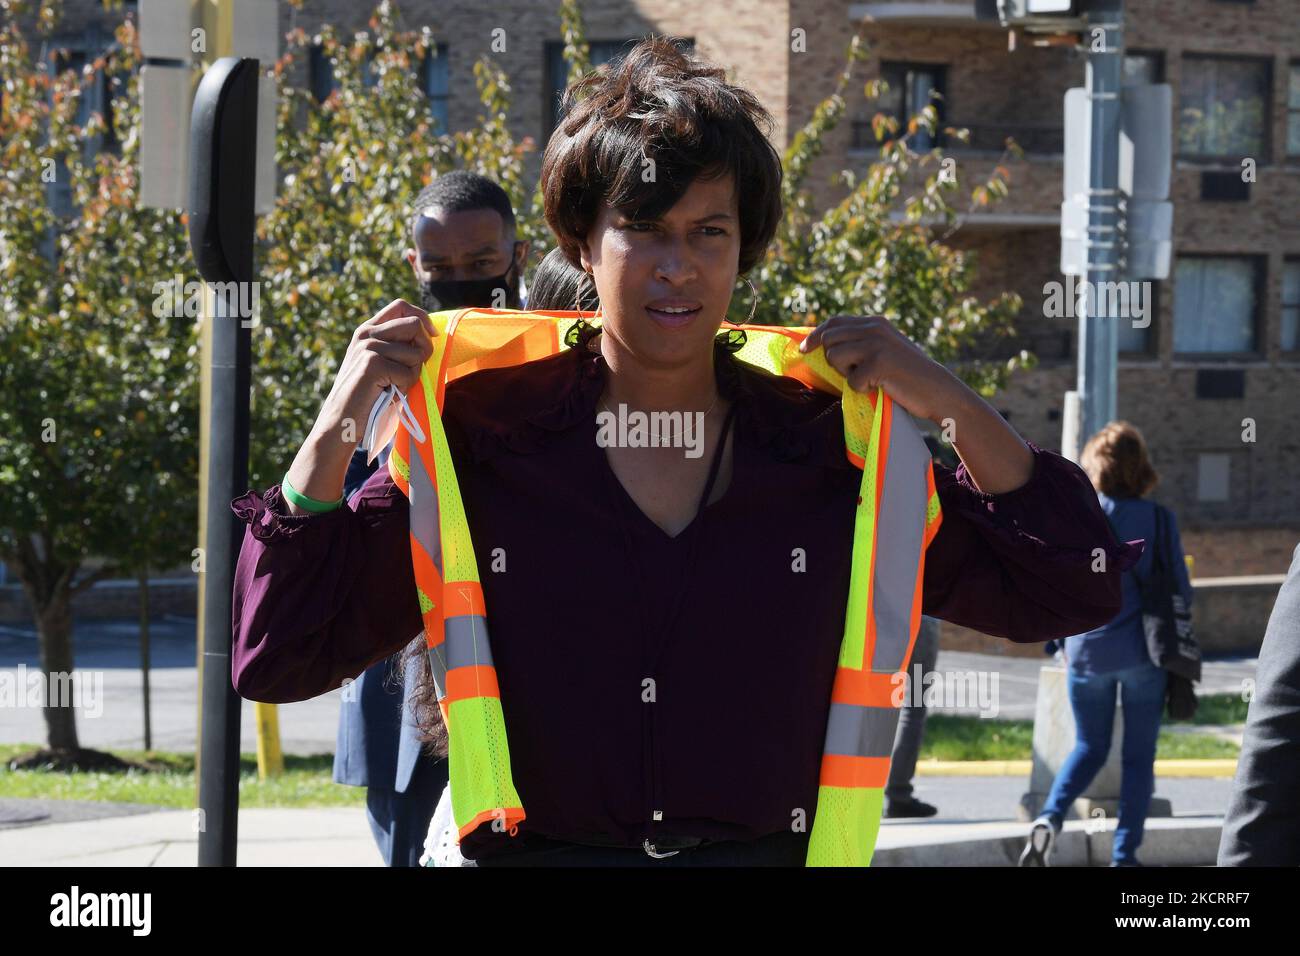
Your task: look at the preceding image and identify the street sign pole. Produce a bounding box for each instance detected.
[189,55,259,867]
[1075,0,1124,452]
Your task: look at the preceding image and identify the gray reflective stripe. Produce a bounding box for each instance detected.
[426,642,448,700]
[444,613,494,670]
[822,701,902,758]
[869,404,931,673]
[407,444,442,574]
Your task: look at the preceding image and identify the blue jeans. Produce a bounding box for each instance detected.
[1040,661,1167,864]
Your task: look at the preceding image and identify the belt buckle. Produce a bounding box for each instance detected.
[642,838,681,859]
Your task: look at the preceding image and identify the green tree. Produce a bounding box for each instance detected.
[0,1,199,759]
[251,0,546,482]
[742,29,1031,396]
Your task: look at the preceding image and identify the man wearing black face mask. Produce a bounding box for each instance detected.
[334,170,528,867]
[408,170,529,313]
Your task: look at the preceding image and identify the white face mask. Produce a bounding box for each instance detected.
[362,384,426,464]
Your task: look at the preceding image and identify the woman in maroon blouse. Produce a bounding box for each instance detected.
[230,38,1141,866]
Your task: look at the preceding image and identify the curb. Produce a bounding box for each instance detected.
[874,816,1224,867]
[914,759,1238,778]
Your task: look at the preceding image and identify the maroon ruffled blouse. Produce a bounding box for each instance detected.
[230,327,1141,859]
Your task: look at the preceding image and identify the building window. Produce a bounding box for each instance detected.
[309,43,447,128]
[309,44,335,102]
[309,45,383,102]
[1195,453,1231,503]
[1122,50,1164,86]
[45,47,112,219]
[1172,256,1262,355]
[1288,61,1300,156]
[420,44,450,133]
[1118,282,1157,355]
[545,38,693,140]
[1177,54,1270,160]
[858,62,946,152]
[1282,259,1300,353]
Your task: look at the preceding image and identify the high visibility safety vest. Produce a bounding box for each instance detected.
[386,308,943,866]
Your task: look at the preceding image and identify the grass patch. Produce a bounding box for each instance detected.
[918,716,1239,762]
[1173,692,1250,726]
[0,744,366,808]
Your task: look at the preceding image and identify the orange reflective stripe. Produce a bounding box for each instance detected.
[412,541,445,645]
[819,753,891,788]
[874,398,892,514]
[444,580,485,618]
[457,806,525,841]
[445,665,500,702]
[448,320,559,381]
[434,309,471,413]
[829,668,900,707]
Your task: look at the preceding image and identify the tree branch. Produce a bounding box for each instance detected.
[69,564,118,597]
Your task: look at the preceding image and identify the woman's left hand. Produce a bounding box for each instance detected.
[799,314,964,425]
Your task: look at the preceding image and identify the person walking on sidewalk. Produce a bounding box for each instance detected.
[1020,422,1191,868]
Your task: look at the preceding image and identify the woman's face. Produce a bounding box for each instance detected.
[579,171,740,370]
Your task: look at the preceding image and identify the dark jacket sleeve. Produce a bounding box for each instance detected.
[229,465,422,703]
[921,441,1144,643]
[1218,542,1300,865]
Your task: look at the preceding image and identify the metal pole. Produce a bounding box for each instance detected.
[1077,0,1124,445]
[190,56,258,867]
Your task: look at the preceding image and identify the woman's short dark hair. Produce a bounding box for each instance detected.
[541,36,784,277]
[1080,420,1160,498]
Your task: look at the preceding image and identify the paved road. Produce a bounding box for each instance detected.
[0,616,343,756]
[0,616,1260,753]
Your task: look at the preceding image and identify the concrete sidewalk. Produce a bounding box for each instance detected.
[1,772,1229,866]
[875,816,1223,866]
[0,803,382,867]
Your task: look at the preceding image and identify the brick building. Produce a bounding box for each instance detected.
[32,0,1300,578]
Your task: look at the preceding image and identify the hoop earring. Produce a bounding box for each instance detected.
[715,276,757,353]
[564,270,602,350]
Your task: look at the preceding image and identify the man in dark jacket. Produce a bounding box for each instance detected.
[336,170,529,866]
[1218,542,1300,865]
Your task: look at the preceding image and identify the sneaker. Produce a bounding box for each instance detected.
[885,797,938,818]
[1110,858,1143,867]
[1018,815,1060,867]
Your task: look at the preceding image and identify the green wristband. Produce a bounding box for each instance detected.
[281,472,344,513]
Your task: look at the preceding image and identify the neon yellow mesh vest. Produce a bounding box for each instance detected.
[386,308,943,866]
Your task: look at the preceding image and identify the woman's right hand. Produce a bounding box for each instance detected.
[318,299,436,437]
[282,299,436,514]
